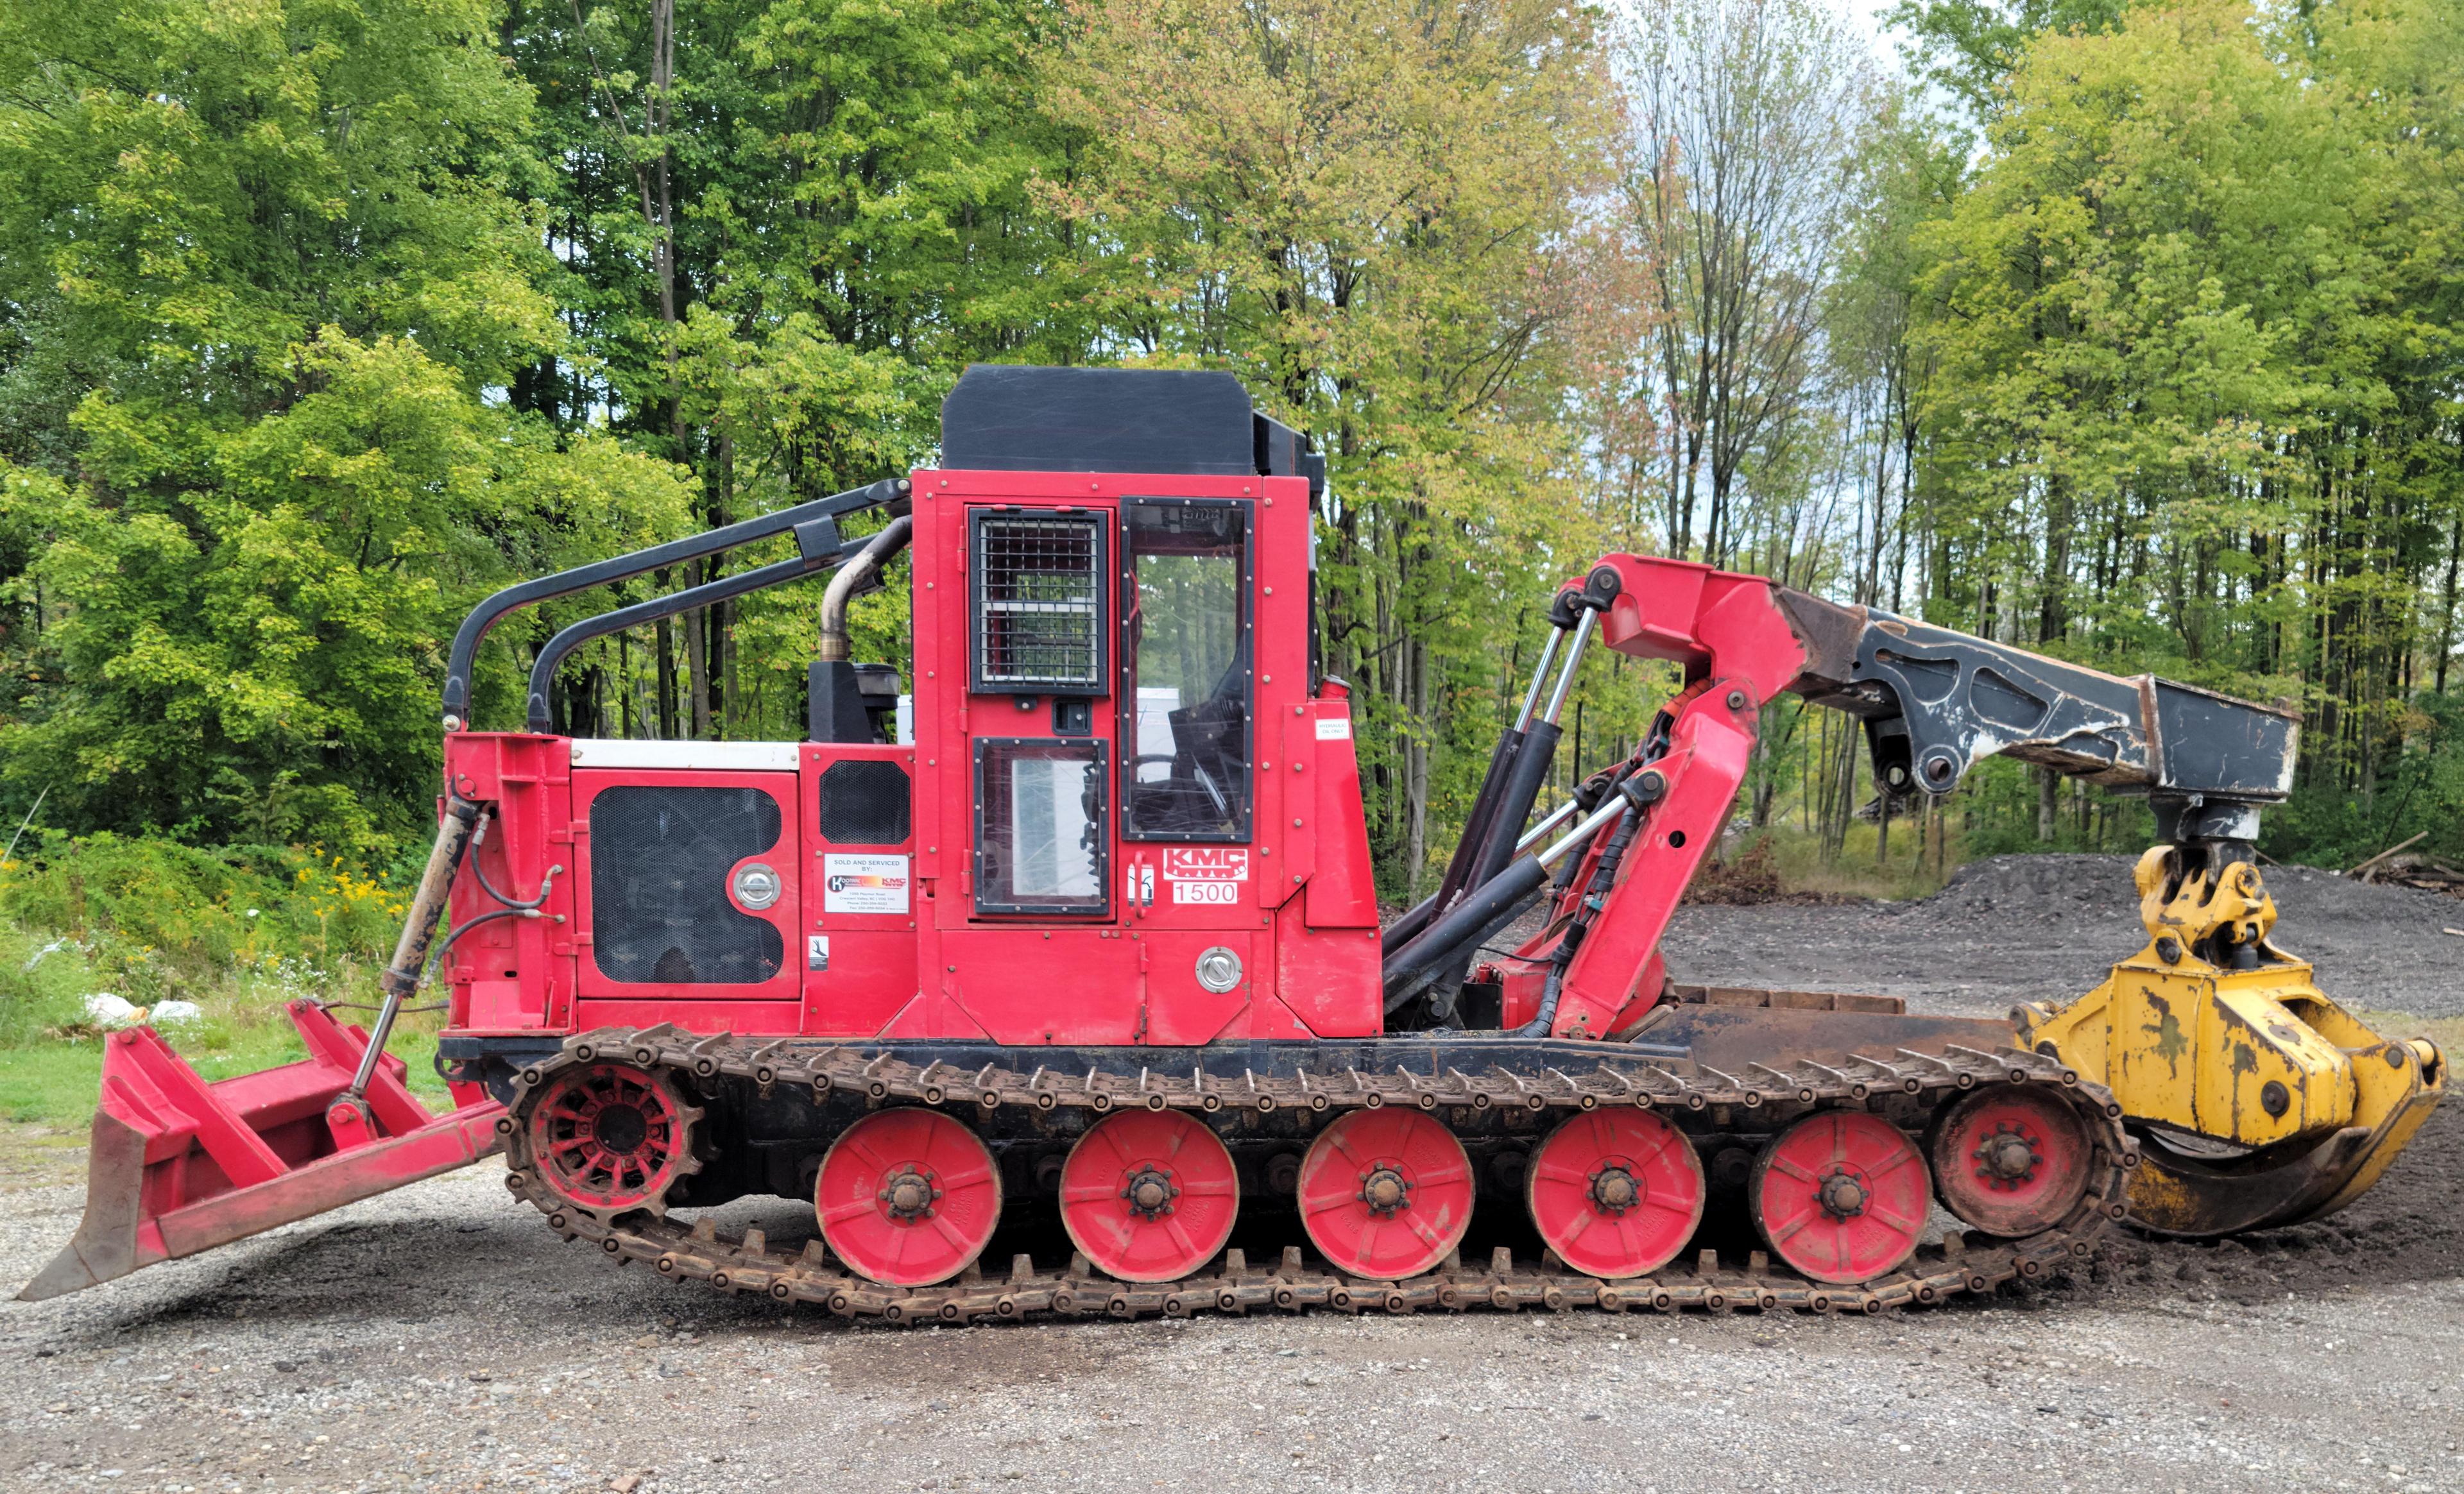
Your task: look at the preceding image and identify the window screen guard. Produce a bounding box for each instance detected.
[1121,498,1253,842]
[971,509,1107,695]
[974,738,1111,915]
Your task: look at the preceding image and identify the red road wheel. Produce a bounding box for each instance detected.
[1059,1110,1240,1282]
[1297,1108,1473,1280]
[1929,1084,2094,1237]
[527,1063,697,1215]
[1525,1110,1704,1280]
[1750,1110,1928,1286]
[816,1109,1003,1287]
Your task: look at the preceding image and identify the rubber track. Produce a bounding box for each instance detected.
[499,1026,2141,1323]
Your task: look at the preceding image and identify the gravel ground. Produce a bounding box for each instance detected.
[1664,853,2464,1019]
[3,854,2459,1494]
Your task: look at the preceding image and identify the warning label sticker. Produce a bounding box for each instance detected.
[1315,715,1352,740]
[1163,847,1249,882]
[823,853,910,915]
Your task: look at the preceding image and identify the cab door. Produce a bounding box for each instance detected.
[1115,497,1258,1041]
[571,752,802,1004]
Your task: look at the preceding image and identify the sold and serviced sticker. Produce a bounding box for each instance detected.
[823,853,911,915]
[1315,715,1352,740]
[1163,847,1248,906]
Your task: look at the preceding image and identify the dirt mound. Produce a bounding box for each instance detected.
[1663,852,2464,1019]
[1682,840,1830,905]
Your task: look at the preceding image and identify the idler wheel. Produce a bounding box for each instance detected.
[1058,1110,1240,1283]
[1929,1084,2093,1237]
[815,1109,1002,1287]
[1749,1110,1927,1285]
[1296,1109,1473,1280]
[1525,1110,1704,1280]
[526,1062,696,1215]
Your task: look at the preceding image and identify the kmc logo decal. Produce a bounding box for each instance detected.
[1163,848,1249,881]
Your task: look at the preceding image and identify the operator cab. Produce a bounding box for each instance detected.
[814,365,1380,1044]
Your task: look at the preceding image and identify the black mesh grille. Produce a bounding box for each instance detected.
[974,513,1103,691]
[590,786,785,985]
[817,760,911,844]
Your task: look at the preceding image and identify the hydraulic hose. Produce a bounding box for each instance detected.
[467,808,562,911]
[1517,801,1644,1036]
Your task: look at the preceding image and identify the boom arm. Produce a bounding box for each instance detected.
[1386,553,2300,1040]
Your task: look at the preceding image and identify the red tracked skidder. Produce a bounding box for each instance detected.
[26,365,2443,1318]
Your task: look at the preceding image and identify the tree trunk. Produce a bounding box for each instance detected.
[1403,637,1430,899]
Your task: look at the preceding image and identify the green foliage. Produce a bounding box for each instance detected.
[1904,0,2463,860]
[2,0,2461,904]
[0,832,412,975]
[0,0,699,853]
[1886,0,2136,112]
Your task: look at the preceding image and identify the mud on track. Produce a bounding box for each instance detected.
[0,854,2458,1493]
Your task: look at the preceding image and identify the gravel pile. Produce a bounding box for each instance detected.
[1662,852,2464,1019]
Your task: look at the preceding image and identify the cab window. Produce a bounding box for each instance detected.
[1122,500,1251,842]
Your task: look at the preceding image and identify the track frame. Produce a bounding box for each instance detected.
[498,1026,2138,1323]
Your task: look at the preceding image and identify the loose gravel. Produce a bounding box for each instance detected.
[1664,852,2464,1019]
[2,854,2458,1493]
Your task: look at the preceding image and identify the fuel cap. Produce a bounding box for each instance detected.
[1194,946,1243,994]
[732,862,782,911]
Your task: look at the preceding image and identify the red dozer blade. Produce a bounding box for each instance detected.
[19,1000,503,1301]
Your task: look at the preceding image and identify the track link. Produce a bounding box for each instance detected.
[499,1027,2139,1323]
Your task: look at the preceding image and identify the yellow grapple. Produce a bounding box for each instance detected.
[2016,846,2445,1236]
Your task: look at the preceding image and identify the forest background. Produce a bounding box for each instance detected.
[0,0,2458,1096]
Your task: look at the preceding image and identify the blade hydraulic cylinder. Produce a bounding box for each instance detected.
[345,796,481,1105]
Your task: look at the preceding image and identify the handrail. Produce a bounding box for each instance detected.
[521,514,891,733]
[441,476,909,729]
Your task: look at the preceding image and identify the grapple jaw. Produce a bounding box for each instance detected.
[19,1002,502,1302]
[2015,847,2446,1239]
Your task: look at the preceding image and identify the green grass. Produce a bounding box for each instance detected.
[0,921,453,1128]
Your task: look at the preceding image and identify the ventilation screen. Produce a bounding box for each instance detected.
[818,760,911,844]
[973,512,1105,693]
[590,786,785,985]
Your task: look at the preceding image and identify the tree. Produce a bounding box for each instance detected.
[0,0,693,851]
[500,0,1091,740]
[1615,0,1876,573]
[1908,0,2464,854]
[1884,0,2134,115]
[1041,0,1630,890]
